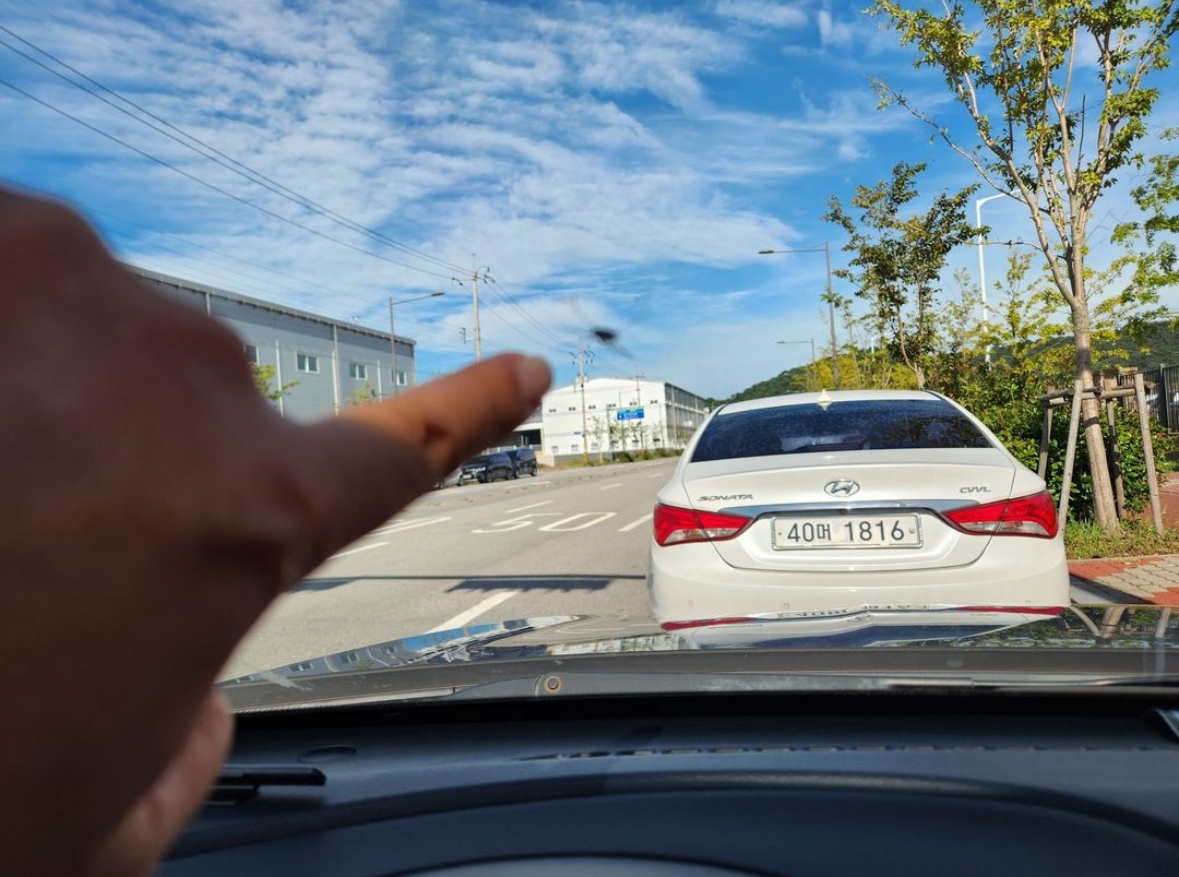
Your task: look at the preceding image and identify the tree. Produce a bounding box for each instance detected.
[1112,128,1179,309]
[251,363,297,404]
[342,382,380,408]
[588,415,610,461]
[871,0,1179,530]
[823,161,981,388]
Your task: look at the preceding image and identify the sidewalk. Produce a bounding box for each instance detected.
[1067,473,1179,604]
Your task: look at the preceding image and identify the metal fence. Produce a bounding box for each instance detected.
[1118,365,1179,430]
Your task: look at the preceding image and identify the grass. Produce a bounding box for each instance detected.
[1064,519,1179,559]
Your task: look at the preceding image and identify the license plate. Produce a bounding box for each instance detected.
[771,515,922,550]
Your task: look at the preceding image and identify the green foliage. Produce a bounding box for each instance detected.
[342,382,380,408]
[1065,520,1179,559]
[870,0,1179,529]
[824,161,981,387]
[251,363,297,403]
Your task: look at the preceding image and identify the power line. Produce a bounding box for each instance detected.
[483,277,576,347]
[479,303,574,354]
[83,203,389,316]
[0,76,459,282]
[0,24,471,277]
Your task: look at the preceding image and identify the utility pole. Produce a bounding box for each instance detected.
[471,257,483,361]
[576,345,592,465]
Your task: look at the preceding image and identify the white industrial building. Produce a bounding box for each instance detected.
[538,377,711,461]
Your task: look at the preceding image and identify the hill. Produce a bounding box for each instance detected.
[717,319,1179,405]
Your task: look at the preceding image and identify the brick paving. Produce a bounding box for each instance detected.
[1067,473,1179,604]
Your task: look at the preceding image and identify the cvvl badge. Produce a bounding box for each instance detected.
[824,479,860,497]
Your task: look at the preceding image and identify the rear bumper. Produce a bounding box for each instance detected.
[648,536,1070,624]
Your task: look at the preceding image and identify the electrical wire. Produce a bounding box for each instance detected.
[84,203,395,317]
[483,277,578,347]
[0,24,471,277]
[0,76,458,281]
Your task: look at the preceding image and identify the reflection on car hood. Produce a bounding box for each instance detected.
[221,605,1179,710]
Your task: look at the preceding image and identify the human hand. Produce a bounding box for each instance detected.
[0,187,551,876]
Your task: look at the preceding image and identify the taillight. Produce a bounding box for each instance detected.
[944,491,1058,538]
[653,503,752,546]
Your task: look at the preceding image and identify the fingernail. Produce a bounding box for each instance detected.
[516,355,552,404]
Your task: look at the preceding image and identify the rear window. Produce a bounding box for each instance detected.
[691,399,992,463]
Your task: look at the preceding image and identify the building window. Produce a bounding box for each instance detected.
[396,370,408,386]
[547,407,557,413]
[340,650,360,664]
[349,362,367,380]
[551,445,560,454]
[296,352,319,374]
[568,406,577,411]
[589,405,597,410]
[571,443,580,452]
[287,661,315,672]
[650,399,659,404]
[243,344,258,364]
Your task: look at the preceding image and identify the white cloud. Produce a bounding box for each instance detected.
[715,0,808,29]
[0,0,1016,397]
[817,7,855,49]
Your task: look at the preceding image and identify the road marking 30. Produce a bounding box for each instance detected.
[330,542,388,559]
[619,512,654,532]
[427,590,520,633]
[373,516,451,535]
[506,500,553,513]
[538,512,618,532]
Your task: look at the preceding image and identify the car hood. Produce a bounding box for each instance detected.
[221,605,1179,712]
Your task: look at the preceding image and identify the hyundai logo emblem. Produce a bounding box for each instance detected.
[824,479,860,497]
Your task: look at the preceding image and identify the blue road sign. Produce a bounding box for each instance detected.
[616,407,645,421]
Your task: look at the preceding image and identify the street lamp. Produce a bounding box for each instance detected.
[759,244,838,386]
[974,192,1013,324]
[389,291,444,395]
[778,338,817,389]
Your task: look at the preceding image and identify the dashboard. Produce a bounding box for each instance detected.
[165,691,1179,876]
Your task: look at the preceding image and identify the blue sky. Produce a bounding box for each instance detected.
[1,0,1176,397]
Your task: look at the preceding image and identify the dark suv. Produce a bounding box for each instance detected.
[458,453,514,484]
[507,447,538,478]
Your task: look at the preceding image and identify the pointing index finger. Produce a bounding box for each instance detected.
[288,354,551,572]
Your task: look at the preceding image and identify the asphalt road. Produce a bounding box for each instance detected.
[224,458,676,678]
[224,457,1112,679]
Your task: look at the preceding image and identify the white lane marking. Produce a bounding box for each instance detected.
[648,473,667,479]
[599,483,622,491]
[428,590,520,633]
[472,512,561,534]
[373,516,451,536]
[619,512,654,532]
[506,500,553,513]
[539,512,618,532]
[330,542,388,559]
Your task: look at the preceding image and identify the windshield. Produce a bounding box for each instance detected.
[692,398,993,461]
[6,0,1179,706]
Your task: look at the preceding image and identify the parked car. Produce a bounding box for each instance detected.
[649,389,1070,623]
[458,453,514,484]
[506,447,539,477]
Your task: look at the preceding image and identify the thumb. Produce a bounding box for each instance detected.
[91,690,233,877]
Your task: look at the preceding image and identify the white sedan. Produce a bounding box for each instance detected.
[648,389,1070,624]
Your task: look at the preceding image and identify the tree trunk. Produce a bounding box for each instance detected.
[1069,284,1120,533]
